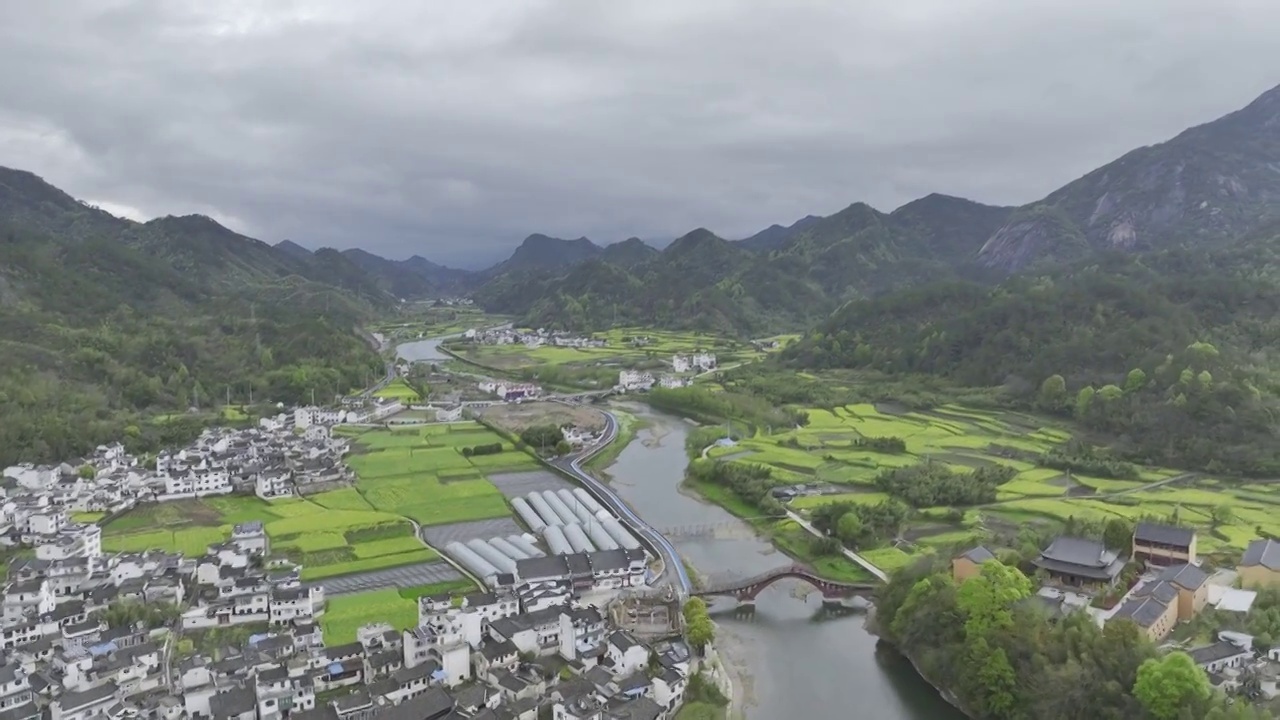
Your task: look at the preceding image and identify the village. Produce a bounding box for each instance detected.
[952,523,1280,700]
[0,394,701,720]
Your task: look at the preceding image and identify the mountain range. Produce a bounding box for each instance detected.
[4,81,1280,468]
[462,82,1280,332]
[3,81,1279,335]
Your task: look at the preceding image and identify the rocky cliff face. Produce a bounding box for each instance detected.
[978,83,1280,270]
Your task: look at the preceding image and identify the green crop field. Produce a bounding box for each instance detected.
[101,421,535,578]
[340,422,520,527]
[701,401,1280,572]
[374,379,421,402]
[452,326,768,372]
[321,589,419,645]
[101,493,435,578]
[320,578,480,645]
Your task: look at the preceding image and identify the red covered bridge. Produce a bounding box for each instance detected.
[692,564,879,603]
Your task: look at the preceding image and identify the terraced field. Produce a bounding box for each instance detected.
[712,402,1279,567]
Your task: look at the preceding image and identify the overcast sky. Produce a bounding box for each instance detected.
[2,1,1278,268]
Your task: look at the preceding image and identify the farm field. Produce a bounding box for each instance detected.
[710,402,1280,569]
[100,495,435,580]
[373,379,421,402]
[100,423,540,580]
[373,308,506,341]
[341,422,532,526]
[451,327,766,372]
[320,578,476,644]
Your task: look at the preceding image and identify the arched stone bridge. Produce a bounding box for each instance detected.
[692,564,879,602]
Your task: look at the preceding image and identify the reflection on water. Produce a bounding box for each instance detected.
[605,405,965,720]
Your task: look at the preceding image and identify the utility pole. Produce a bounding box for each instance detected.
[226,385,231,406]
[248,381,253,406]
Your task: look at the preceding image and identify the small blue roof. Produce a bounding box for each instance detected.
[328,662,344,676]
[248,633,271,646]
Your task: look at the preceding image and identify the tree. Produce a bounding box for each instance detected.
[835,511,863,547]
[1103,518,1134,550]
[1124,368,1147,393]
[686,617,714,651]
[554,440,572,456]
[966,636,1019,718]
[1132,652,1211,720]
[77,464,95,479]
[1074,386,1095,420]
[1037,374,1067,411]
[1210,505,1234,528]
[955,562,1032,638]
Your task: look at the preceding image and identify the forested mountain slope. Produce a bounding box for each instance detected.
[474,196,1012,334]
[0,167,383,466]
[785,231,1280,474]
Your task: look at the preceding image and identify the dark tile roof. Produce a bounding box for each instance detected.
[491,605,567,637]
[615,671,650,693]
[1242,539,1280,571]
[493,669,527,692]
[393,660,439,685]
[371,687,454,720]
[1133,581,1179,605]
[604,696,663,720]
[958,546,996,564]
[1134,522,1195,548]
[1156,562,1209,591]
[209,686,255,718]
[480,639,518,662]
[324,641,362,660]
[564,553,592,575]
[514,556,568,581]
[1034,537,1124,580]
[1189,640,1253,666]
[1111,596,1169,629]
[59,681,119,713]
[0,702,39,720]
[608,630,641,652]
[588,549,632,572]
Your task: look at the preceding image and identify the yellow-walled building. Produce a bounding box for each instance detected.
[952,546,996,583]
[1240,539,1280,589]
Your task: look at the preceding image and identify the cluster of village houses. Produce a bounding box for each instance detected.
[953,523,1280,698]
[0,503,693,720]
[1,421,357,535]
[0,400,695,719]
[615,354,716,394]
[462,328,606,350]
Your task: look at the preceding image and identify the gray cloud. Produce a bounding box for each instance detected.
[1,0,1278,267]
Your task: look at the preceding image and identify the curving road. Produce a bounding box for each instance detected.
[550,410,693,595]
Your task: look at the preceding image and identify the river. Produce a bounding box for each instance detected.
[396,336,455,363]
[603,405,964,720]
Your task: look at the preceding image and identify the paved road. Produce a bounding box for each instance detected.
[783,509,888,582]
[307,560,464,596]
[550,410,693,595]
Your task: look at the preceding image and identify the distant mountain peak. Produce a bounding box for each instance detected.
[666,227,725,253]
[737,214,823,252]
[274,239,312,259]
[977,81,1280,271]
[484,233,603,276]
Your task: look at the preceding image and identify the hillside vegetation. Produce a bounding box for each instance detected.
[0,167,382,466]
[784,236,1280,475]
